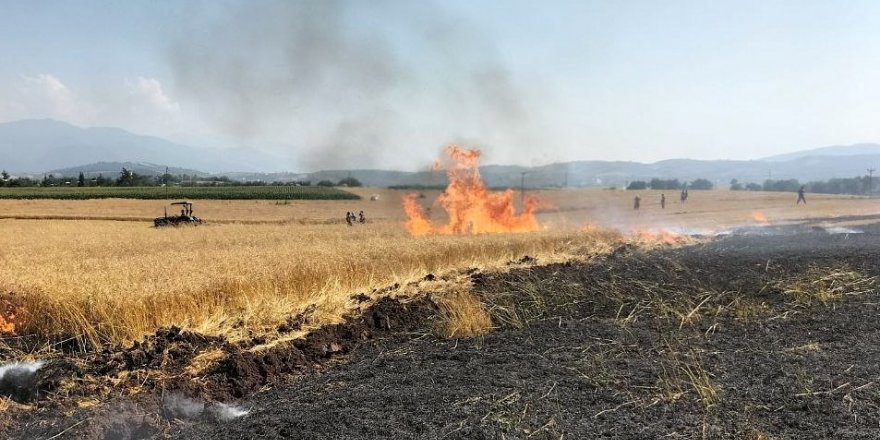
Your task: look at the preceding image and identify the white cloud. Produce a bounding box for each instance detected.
[1,74,185,137]
[126,77,180,114]
[21,73,76,118]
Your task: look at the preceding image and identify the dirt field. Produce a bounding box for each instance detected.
[0,188,875,227]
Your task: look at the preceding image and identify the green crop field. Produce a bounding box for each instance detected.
[0,186,361,200]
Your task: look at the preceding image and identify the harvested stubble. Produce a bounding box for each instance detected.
[0,219,623,348]
[775,266,877,305]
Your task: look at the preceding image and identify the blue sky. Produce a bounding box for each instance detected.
[2,0,880,170]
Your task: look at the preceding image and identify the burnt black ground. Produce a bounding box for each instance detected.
[172,225,880,440]
[5,224,880,439]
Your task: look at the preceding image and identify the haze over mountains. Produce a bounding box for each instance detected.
[0,119,281,173]
[1,119,879,188]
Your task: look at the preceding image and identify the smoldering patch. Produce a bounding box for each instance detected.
[0,360,45,402]
[162,392,249,422]
[209,402,251,421]
[822,226,863,235]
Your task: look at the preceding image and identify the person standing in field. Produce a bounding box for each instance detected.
[345,211,353,226]
[358,211,366,223]
[633,195,641,210]
[797,186,807,204]
[660,193,666,209]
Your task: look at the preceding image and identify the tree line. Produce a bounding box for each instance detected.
[731,176,877,195]
[626,178,714,190]
[0,168,364,188]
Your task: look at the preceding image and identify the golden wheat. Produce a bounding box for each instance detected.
[0,188,871,348]
[0,219,621,347]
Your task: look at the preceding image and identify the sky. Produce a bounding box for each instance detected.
[1,0,880,171]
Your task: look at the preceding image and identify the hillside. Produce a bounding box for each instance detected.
[47,162,205,178]
[762,143,880,162]
[0,119,280,173]
[3,119,880,187]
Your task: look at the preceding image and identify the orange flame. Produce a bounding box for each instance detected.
[0,297,16,334]
[404,145,540,235]
[0,315,13,334]
[631,229,691,246]
[751,211,768,223]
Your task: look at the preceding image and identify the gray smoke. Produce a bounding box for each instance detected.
[0,360,45,402]
[209,402,250,421]
[167,0,534,171]
[162,393,205,419]
[162,392,249,422]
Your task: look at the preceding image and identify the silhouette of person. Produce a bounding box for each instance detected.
[634,195,641,210]
[797,186,806,204]
[660,193,666,209]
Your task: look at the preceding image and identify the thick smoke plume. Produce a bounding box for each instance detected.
[167,0,536,171]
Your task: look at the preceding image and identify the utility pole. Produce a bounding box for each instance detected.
[869,168,876,195]
[164,166,169,200]
[520,172,527,209]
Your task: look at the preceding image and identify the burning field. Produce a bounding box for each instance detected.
[0,148,879,438]
[403,146,540,235]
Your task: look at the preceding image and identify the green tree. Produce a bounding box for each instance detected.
[626,180,647,190]
[316,180,335,187]
[689,178,713,190]
[337,176,362,187]
[648,178,682,190]
[117,168,134,186]
[78,171,86,187]
[763,179,800,192]
[729,179,742,191]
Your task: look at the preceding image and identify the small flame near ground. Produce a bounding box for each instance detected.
[0,316,13,334]
[631,229,692,246]
[0,296,16,334]
[404,145,540,235]
[751,211,768,223]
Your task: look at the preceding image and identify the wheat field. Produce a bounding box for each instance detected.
[0,188,874,348]
[0,218,622,348]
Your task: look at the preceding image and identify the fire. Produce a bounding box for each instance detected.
[403,145,540,235]
[751,211,768,223]
[631,229,691,246]
[0,297,16,334]
[0,315,13,334]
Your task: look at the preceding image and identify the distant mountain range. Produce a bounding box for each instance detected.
[2,119,880,187]
[0,119,281,173]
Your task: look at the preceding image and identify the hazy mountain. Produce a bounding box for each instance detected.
[0,119,282,173]
[298,149,880,188]
[762,143,880,162]
[2,119,878,188]
[47,162,205,178]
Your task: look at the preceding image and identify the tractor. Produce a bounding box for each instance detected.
[154,201,203,227]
